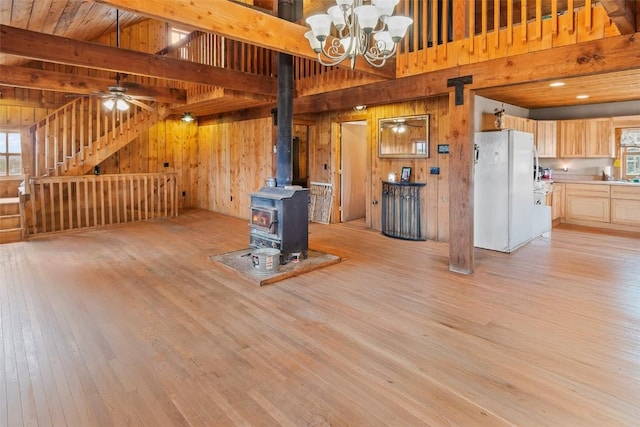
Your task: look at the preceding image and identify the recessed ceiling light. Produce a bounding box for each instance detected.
[576,94,590,99]
[549,82,565,87]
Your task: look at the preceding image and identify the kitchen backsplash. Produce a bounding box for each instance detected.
[539,158,614,181]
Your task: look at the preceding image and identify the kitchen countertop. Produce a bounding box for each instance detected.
[552,180,640,186]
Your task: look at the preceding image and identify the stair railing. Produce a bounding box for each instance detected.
[26,96,156,177]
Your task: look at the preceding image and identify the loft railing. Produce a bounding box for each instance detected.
[395,0,619,76]
[158,30,277,100]
[293,0,620,93]
[27,173,178,235]
[61,1,620,103]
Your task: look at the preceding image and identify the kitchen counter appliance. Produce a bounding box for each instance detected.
[474,130,548,252]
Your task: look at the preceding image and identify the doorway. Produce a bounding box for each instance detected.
[292,125,309,187]
[340,121,367,222]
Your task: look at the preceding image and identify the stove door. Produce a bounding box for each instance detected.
[251,207,277,234]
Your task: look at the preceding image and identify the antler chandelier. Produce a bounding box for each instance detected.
[304,0,413,69]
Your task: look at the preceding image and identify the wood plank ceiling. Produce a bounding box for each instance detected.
[0,0,639,114]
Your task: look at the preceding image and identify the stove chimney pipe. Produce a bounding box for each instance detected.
[276,0,297,187]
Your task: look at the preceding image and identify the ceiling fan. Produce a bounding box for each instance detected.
[99,74,156,112]
[67,73,156,112]
[381,118,424,134]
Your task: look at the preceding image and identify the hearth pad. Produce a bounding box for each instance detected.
[210,248,341,286]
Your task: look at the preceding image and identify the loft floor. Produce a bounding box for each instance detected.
[1,209,639,426]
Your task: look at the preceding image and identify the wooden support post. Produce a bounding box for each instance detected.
[448,84,475,275]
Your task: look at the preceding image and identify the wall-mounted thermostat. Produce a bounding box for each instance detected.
[438,144,450,154]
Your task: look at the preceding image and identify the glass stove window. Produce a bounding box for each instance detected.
[252,209,274,229]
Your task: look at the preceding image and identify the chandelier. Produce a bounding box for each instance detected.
[304,0,413,69]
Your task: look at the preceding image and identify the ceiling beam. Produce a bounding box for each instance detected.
[598,0,637,34]
[0,64,187,104]
[91,0,395,79]
[0,24,276,97]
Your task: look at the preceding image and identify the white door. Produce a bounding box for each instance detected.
[340,122,367,222]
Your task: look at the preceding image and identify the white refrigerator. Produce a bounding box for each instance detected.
[474,130,535,253]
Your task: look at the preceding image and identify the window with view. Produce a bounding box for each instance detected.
[623,147,640,177]
[0,132,22,176]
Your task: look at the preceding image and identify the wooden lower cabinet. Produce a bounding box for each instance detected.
[551,183,564,221]
[566,195,610,222]
[611,199,640,225]
[564,183,610,223]
[611,185,640,226]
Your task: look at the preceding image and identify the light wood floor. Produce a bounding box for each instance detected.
[2,209,639,426]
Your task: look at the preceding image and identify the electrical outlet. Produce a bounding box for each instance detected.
[182,191,186,197]
[430,167,440,175]
[164,162,169,167]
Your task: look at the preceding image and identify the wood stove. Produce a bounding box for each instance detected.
[249,186,309,264]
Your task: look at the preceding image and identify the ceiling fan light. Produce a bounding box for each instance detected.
[181,112,195,123]
[392,123,407,133]
[103,98,115,110]
[116,98,129,111]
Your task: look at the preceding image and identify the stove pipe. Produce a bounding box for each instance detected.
[276,0,295,187]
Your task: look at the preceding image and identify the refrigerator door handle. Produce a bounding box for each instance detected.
[474,144,479,164]
[533,145,540,182]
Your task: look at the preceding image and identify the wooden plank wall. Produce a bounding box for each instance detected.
[100,118,198,210]
[196,117,275,218]
[369,97,450,242]
[0,179,22,199]
[0,104,50,128]
[307,96,451,242]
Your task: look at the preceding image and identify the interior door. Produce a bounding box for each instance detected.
[340,122,367,222]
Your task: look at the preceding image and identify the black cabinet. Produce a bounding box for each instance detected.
[381,181,426,240]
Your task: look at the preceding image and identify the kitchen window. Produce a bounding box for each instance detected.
[0,131,22,177]
[621,147,640,178]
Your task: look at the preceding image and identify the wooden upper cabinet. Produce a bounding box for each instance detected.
[558,120,586,157]
[482,115,612,158]
[481,114,536,138]
[536,120,557,157]
[585,118,613,157]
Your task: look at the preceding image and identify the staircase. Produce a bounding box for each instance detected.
[27,97,170,178]
[0,193,25,244]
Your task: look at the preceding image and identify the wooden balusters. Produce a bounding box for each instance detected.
[27,173,178,234]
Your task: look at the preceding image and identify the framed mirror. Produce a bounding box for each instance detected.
[379,115,429,158]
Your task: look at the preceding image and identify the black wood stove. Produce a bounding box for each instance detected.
[249,186,309,264]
